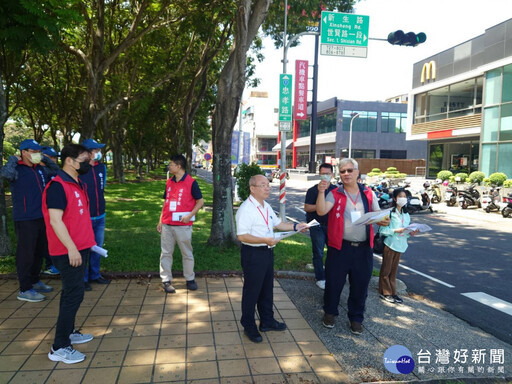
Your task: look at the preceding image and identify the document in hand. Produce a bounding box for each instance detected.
[91,245,108,258]
[403,223,432,234]
[351,208,392,226]
[172,212,195,222]
[273,231,297,240]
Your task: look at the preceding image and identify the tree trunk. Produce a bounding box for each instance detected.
[208,0,271,246]
[0,73,12,256]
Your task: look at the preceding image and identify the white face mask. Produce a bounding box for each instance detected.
[94,152,102,161]
[396,197,408,207]
[29,152,42,164]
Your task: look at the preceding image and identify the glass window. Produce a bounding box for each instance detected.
[448,79,475,118]
[502,64,512,103]
[482,107,499,142]
[480,144,497,176]
[380,150,407,159]
[475,77,483,106]
[318,112,337,134]
[297,120,310,138]
[351,149,375,159]
[500,103,512,141]
[257,138,277,152]
[485,68,502,106]
[342,111,377,132]
[497,143,512,177]
[414,93,427,123]
[427,86,449,120]
[257,154,277,165]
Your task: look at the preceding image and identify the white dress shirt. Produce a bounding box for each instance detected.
[236,195,282,247]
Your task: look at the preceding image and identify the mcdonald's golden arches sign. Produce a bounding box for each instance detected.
[421,61,436,83]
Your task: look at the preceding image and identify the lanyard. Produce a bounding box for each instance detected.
[346,190,360,208]
[249,196,270,231]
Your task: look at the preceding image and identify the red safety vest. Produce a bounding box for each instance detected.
[327,185,374,250]
[42,175,96,256]
[161,174,197,226]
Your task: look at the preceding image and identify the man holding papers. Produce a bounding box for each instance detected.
[316,158,388,335]
[236,174,307,343]
[157,154,204,293]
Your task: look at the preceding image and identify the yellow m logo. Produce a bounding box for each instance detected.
[421,61,437,83]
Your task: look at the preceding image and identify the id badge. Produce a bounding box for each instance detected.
[350,211,361,223]
[169,201,177,212]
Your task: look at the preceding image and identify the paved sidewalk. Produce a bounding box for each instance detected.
[0,276,347,384]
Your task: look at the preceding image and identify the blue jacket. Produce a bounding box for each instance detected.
[379,208,411,253]
[1,156,58,221]
[79,162,106,219]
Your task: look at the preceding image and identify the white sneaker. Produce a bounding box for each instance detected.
[69,330,93,344]
[316,280,326,290]
[48,346,85,364]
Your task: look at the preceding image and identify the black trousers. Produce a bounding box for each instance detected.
[240,245,275,330]
[14,219,47,292]
[51,249,89,350]
[323,242,373,323]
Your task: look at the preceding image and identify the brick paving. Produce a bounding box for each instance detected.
[0,277,349,383]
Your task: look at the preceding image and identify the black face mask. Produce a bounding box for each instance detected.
[76,161,91,175]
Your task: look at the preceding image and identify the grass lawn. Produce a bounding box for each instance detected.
[1,170,314,275]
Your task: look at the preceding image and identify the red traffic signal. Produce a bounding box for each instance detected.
[387,30,426,47]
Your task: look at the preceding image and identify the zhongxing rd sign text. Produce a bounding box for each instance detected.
[320,11,370,58]
[279,74,293,132]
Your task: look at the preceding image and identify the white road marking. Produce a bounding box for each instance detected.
[461,292,512,316]
[373,254,455,288]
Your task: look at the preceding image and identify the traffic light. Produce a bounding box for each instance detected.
[387,30,426,47]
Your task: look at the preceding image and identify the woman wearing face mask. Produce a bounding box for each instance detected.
[378,188,418,304]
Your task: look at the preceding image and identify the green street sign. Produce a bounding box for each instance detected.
[279,74,293,125]
[320,11,370,58]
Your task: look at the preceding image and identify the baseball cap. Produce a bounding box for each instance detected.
[42,147,59,157]
[82,138,106,149]
[20,139,43,151]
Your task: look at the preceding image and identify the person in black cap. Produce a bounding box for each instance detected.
[1,139,59,302]
[79,138,110,290]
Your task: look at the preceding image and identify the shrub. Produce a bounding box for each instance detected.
[488,172,508,186]
[367,172,380,177]
[449,176,456,183]
[504,179,512,188]
[468,171,485,184]
[455,172,468,182]
[234,162,263,201]
[371,168,381,173]
[437,170,453,180]
[398,173,407,178]
[386,167,397,172]
[483,177,490,185]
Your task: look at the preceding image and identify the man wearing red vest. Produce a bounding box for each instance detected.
[316,158,388,335]
[157,154,204,293]
[42,144,96,364]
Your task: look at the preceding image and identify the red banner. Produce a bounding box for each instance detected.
[294,60,308,120]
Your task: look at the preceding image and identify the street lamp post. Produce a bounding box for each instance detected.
[348,113,360,159]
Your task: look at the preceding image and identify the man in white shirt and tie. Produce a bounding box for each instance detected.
[236,174,307,343]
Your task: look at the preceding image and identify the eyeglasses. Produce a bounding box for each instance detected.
[254,184,271,188]
[340,168,355,174]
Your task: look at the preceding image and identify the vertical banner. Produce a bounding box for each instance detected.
[242,132,251,164]
[231,130,239,165]
[294,60,308,120]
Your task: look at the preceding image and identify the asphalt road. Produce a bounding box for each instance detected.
[197,168,512,344]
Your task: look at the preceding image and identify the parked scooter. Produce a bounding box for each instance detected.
[481,186,502,213]
[457,184,481,209]
[444,184,458,206]
[429,179,442,203]
[404,186,434,214]
[502,193,512,218]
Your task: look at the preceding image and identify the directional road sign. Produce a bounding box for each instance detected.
[320,11,370,58]
[279,74,293,131]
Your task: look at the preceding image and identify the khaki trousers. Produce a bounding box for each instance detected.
[160,224,195,282]
[378,245,402,296]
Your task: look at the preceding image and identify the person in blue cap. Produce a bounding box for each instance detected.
[40,146,61,275]
[1,139,59,302]
[79,138,110,290]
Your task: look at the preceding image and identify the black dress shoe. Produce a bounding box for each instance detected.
[186,280,198,291]
[92,276,110,284]
[84,282,92,291]
[244,329,263,343]
[259,320,287,332]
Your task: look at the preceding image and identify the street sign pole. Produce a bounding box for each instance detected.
[280,0,288,221]
[309,27,320,174]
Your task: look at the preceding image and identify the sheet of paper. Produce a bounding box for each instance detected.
[306,219,320,228]
[171,212,195,222]
[352,208,392,226]
[403,223,432,234]
[273,231,297,240]
[91,245,108,258]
